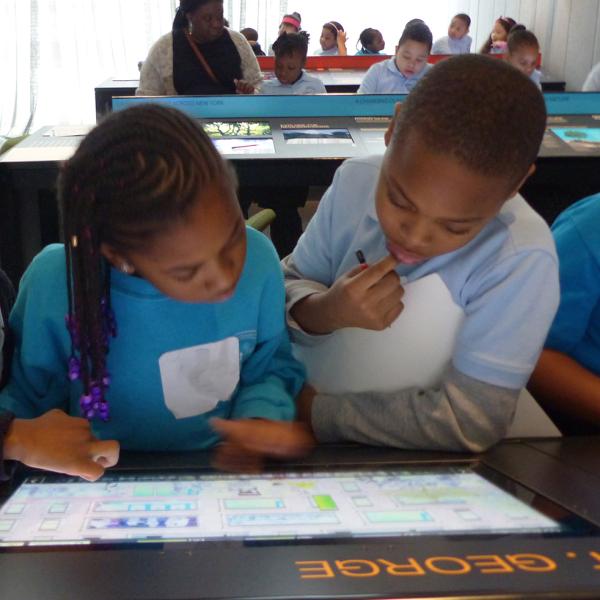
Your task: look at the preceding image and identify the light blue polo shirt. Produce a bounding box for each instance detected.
[291,155,559,389]
[259,72,327,95]
[530,69,542,90]
[432,35,472,55]
[315,47,338,56]
[546,194,600,375]
[358,58,431,94]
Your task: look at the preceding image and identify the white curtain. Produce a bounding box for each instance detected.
[0,0,177,136]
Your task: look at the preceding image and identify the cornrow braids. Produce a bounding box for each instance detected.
[58,104,231,421]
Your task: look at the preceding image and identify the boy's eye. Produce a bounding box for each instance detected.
[443,225,471,235]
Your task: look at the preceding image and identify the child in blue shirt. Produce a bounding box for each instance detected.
[432,13,472,55]
[260,32,326,95]
[356,28,386,55]
[358,22,432,94]
[316,21,347,56]
[285,55,558,452]
[0,105,309,479]
[529,193,600,434]
[506,28,542,90]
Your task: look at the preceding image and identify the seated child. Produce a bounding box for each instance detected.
[358,22,432,94]
[356,28,386,55]
[260,32,326,94]
[279,11,302,36]
[268,12,302,56]
[0,105,310,478]
[432,13,472,55]
[506,28,542,89]
[480,17,516,54]
[529,193,600,434]
[241,27,266,56]
[317,21,347,56]
[284,55,558,452]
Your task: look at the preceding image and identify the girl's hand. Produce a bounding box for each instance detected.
[337,30,348,55]
[210,418,315,473]
[234,79,255,94]
[4,409,120,482]
[322,254,403,331]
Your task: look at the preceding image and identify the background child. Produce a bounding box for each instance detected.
[317,21,347,56]
[241,27,266,56]
[279,11,302,36]
[260,32,326,94]
[356,28,386,55]
[358,22,432,94]
[506,28,542,89]
[480,16,516,54]
[285,55,558,452]
[0,105,310,475]
[529,193,600,434]
[432,13,472,55]
[268,11,302,56]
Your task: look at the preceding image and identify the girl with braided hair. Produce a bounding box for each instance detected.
[0,104,311,478]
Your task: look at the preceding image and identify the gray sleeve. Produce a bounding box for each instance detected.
[311,364,519,453]
[281,254,328,322]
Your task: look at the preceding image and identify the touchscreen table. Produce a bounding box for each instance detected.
[0,466,569,547]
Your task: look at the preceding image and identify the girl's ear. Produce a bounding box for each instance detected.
[100,243,133,273]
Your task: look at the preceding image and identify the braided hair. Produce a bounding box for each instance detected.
[58,104,230,421]
[272,31,310,60]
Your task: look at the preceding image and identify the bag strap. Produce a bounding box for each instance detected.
[185,32,220,84]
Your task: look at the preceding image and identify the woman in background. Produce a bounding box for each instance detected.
[138,0,261,95]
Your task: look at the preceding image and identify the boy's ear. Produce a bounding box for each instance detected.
[384,102,403,147]
[509,163,536,197]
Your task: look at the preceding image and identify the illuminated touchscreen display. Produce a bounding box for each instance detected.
[0,467,562,547]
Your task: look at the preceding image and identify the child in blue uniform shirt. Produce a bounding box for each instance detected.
[0,105,310,478]
[356,28,386,55]
[529,193,600,434]
[260,32,326,95]
[358,22,432,94]
[506,28,542,90]
[316,21,347,56]
[285,55,558,452]
[432,13,472,55]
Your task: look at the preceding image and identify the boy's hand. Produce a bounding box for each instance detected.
[4,409,120,482]
[295,384,317,426]
[323,254,404,331]
[210,418,315,473]
[234,79,255,94]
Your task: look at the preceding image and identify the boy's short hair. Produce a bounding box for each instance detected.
[454,13,471,28]
[508,28,540,53]
[272,31,310,60]
[241,27,259,42]
[392,55,546,188]
[398,22,433,52]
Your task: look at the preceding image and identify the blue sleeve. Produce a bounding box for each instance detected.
[454,250,559,389]
[0,248,71,418]
[357,63,379,94]
[231,243,305,421]
[289,168,340,285]
[546,213,600,353]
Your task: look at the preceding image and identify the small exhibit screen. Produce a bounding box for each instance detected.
[551,126,600,151]
[0,465,567,548]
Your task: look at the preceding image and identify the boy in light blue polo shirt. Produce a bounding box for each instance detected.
[432,14,472,55]
[259,32,326,95]
[529,193,600,433]
[285,55,558,452]
[358,22,432,94]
